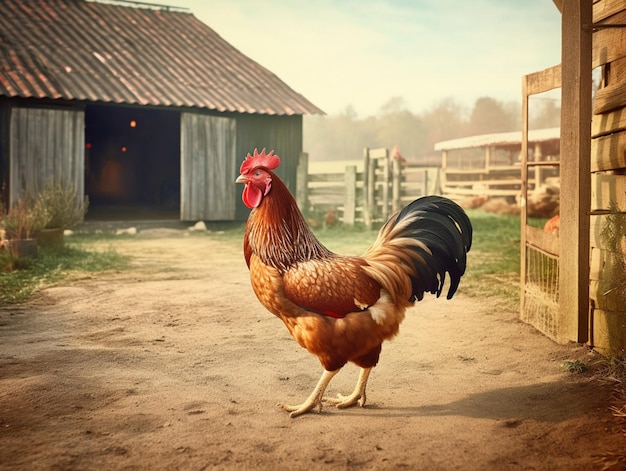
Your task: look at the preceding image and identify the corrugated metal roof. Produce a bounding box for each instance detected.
[434,127,560,151]
[0,0,324,115]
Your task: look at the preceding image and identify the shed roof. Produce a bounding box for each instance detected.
[0,0,324,116]
[434,127,560,151]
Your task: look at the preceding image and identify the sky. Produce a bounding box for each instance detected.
[164,0,562,118]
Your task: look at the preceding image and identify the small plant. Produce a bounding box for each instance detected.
[562,359,587,374]
[0,196,50,239]
[38,181,89,230]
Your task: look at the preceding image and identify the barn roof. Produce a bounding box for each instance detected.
[0,0,324,116]
[434,127,560,151]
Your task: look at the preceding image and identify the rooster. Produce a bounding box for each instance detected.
[236,149,472,418]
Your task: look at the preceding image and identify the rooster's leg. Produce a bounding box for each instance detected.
[278,369,339,418]
[326,367,371,409]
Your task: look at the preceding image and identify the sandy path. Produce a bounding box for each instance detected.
[1,230,625,470]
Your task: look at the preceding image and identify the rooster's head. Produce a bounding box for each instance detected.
[235,148,280,209]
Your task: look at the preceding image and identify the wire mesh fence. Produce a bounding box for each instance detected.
[521,245,560,340]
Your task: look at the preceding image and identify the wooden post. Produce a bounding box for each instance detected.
[534,142,542,188]
[432,167,441,195]
[441,150,448,195]
[368,157,377,226]
[381,148,390,221]
[296,152,309,211]
[559,0,592,343]
[520,75,530,325]
[344,165,357,225]
[392,158,402,212]
[363,148,372,229]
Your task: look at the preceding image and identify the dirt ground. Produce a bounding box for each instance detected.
[1,227,625,471]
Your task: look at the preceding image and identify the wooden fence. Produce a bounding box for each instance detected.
[435,127,560,200]
[296,148,440,228]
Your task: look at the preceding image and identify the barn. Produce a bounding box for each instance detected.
[0,0,323,222]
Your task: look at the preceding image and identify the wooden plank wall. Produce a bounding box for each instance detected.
[589,0,626,354]
[234,114,303,221]
[180,112,236,221]
[8,106,84,203]
[0,101,11,206]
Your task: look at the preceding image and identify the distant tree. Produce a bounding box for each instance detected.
[530,99,560,129]
[419,98,466,155]
[304,95,527,163]
[464,97,518,136]
[303,115,331,160]
[374,98,426,158]
[304,105,363,161]
[379,96,409,115]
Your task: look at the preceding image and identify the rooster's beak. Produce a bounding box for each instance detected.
[235,174,247,184]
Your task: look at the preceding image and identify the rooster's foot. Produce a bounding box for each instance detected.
[278,369,339,418]
[278,398,322,418]
[325,391,366,409]
[326,367,372,409]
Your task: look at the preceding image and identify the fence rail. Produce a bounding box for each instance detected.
[297,149,439,228]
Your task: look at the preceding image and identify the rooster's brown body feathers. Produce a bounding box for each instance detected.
[237,149,472,417]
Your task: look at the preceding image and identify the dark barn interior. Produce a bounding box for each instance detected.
[84,105,181,220]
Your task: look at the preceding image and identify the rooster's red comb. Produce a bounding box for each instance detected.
[240,148,280,174]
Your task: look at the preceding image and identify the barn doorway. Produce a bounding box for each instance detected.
[84,104,180,220]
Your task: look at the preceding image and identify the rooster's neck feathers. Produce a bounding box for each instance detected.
[246,173,332,272]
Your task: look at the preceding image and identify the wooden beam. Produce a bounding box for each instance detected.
[524,64,562,95]
[520,71,531,323]
[343,165,357,225]
[559,0,593,344]
[552,0,563,14]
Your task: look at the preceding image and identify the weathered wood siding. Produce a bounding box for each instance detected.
[0,101,10,204]
[234,114,303,220]
[8,106,84,203]
[180,112,236,221]
[589,0,626,354]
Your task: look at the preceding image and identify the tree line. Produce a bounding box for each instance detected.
[303,95,560,163]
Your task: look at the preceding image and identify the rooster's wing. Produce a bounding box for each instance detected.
[281,256,381,319]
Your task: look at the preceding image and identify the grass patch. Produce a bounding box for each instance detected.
[1,209,530,308]
[307,208,528,310]
[0,240,129,304]
[461,210,523,310]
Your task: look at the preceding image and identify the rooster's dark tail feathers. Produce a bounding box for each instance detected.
[371,195,472,302]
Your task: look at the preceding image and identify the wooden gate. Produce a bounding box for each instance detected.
[521,1,592,345]
[520,65,562,340]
